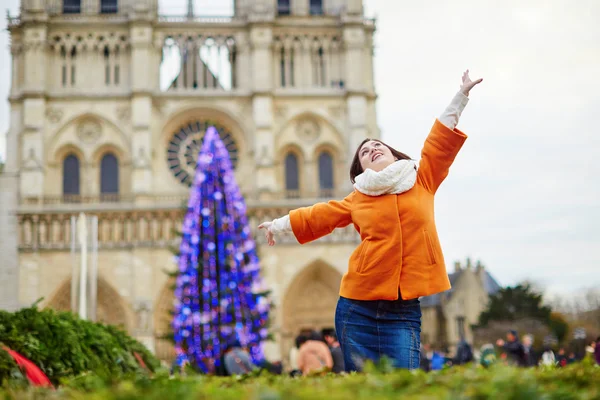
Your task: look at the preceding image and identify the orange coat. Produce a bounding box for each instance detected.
[289,119,467,301]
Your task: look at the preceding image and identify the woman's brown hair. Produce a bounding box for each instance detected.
[349,139,412,184]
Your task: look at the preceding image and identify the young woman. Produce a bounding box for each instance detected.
[259,70,483,371]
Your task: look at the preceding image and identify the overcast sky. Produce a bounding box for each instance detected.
[1,0,598,297]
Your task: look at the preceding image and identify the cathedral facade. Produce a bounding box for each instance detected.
[0,0,378,365]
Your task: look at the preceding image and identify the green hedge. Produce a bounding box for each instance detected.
[0,305,160,386]
[1,361,599,399]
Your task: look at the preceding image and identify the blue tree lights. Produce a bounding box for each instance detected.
[173,126,270,372]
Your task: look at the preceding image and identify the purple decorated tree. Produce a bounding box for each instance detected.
[172,126,270,373]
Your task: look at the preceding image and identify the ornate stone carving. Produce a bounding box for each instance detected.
[22,148,42,170]
[134,300,152,333]
[76,119,102,144]
[167,120,238,187]
[134,147,151,169]
[296,118,320,142]
[45,107,63,124]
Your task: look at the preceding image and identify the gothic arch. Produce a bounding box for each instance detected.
[159,105,249,151]
[315,147,336,194]
[278,144,306,195]
[44,275,133,331]
[46,113,130,166]
[275,111,344,152]
[54,143,85,165]
[152,277,176,363]
[280,259,343,365]
[91,143,127,164]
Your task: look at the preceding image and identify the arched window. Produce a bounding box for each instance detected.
[280,47,286,87]
[70,47,77,85]
[63,0,81,14]
[61,46,67,87]
[277,0,291,15]
[104,46,110,85]
[100,153,119,200]
[63,154,80,200]
[310,0,323,15]
[318,151,334,196]
[284,152,299,198]
[318,47,325,86]
[100,0,118,14]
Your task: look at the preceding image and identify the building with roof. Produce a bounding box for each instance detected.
[420,258,501,352]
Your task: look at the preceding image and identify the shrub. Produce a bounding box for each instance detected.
[0,305,160,386]
[2,360,600,399]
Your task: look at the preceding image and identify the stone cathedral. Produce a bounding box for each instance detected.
[0,0,379,365]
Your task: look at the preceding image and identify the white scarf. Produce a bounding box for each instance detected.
[353,160,417,196]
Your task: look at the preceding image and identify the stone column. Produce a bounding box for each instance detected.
[0,103,22,311]
[301,37,312,88]
[21,30,47,198]
[130,21,155,194]
[234,32,251,91]
[250,26,277,198]
[273,41,282,88]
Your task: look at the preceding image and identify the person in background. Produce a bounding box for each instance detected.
[420,343,432,372]
[430,347,445,371]
[223,338,256,376]
[595,337,600,365]
[556,348,567,367]
[539,346,556,367]
[496,330,526,366]
[454,339,474,365]
[297,331,333,375]
[479,344,497,368]
[289,334,307,377]
[288,334,302,373]
[585,340,595,358]
[567,351,577,365]
[322,328,345,373]
[521,334,535,367]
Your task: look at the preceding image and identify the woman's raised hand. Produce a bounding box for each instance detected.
[460,69,483,96]
[258,221,276,246]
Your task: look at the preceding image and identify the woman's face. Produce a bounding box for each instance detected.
[358,140,396,172]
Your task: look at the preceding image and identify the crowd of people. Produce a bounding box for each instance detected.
[420,331,600,371]
[171,329,600,376]
[288,328,346,376]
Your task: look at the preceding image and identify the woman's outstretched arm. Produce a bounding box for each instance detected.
[438,70,483,129]
[258,193,354,246]
[418,70,482,194]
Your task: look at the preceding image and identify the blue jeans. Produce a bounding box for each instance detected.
[334,295,421,372]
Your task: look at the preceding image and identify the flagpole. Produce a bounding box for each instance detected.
[77,213,88,319]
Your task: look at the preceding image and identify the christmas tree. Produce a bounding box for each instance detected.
[173,126,270,373]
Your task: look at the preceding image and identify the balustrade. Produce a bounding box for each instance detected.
[17,204,359,250]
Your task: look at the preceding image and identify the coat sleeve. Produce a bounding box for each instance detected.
[417,119,468,194]
[289,193,354,244]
